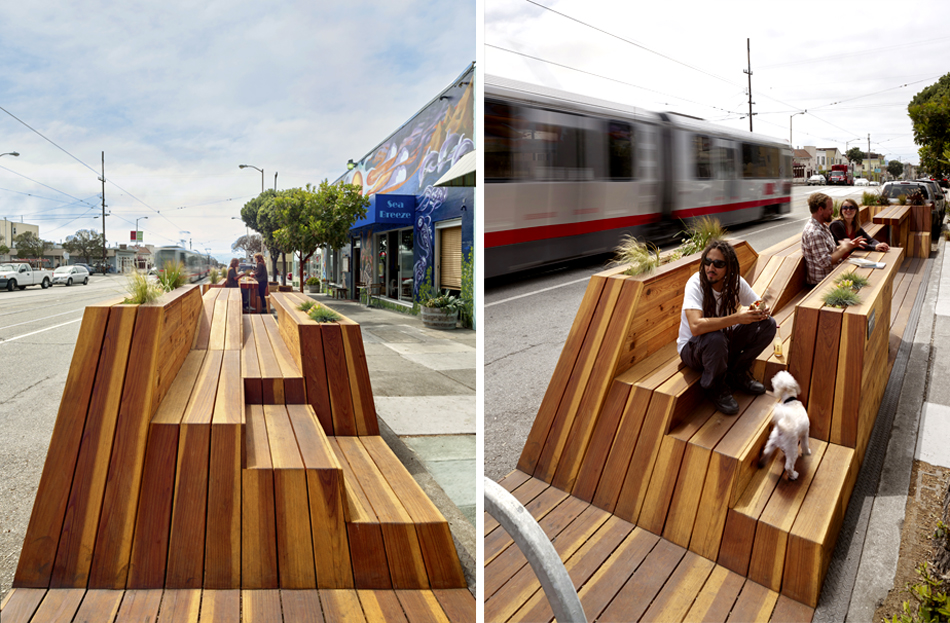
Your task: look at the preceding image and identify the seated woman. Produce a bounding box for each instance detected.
[829,198,890,254]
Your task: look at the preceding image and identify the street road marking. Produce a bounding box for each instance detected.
[0,309,82,331]
[486,277,590,308]
[0,318,83,345]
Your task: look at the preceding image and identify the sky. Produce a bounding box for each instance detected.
[0,1,475,262]
[485,0,949,167]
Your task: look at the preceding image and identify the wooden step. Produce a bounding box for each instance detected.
[242,314,306,404]
[0,587,475,623]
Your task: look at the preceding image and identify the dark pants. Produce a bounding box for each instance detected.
[680,317,777,390]
[258,283,267,312]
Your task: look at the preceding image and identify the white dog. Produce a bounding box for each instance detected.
[758,370,811,480]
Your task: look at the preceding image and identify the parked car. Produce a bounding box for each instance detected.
[807,174,826,186]
[73,263,94,273]
[854,178,870,187]
[881,181,944,238]
[51,265,90,286]
[869,181,880,186]
[0,263,53,290]
[916,178,947,213]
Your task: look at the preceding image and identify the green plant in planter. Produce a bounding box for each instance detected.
[833,270,869,291]
[208,267,221,284]
[614,234,661,276]
[823,285,862,308]
[308,305,341,323]
[298,300,316,312]
[678,216,727,257]
[898,194,908,205]
[460,248,474,328]
[157,260,186,292]
[879,192,893,207]
[305,276,319,286]
[422,290,463,313]
[123,271,163,305]
[906,190,926,206]
[862,191,878,207]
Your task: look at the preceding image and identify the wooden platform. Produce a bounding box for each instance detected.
[7,288,470,622]
[0,586,474,623]
[487,235,930,619]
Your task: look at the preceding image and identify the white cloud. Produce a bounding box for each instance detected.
[0,0,474,259]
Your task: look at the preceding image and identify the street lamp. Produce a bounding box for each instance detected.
[239,164,264,193]
[789,111,805,148]
[135,216,148,243]
[0,151,19,158]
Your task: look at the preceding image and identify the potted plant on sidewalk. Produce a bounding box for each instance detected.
[306,276,320,293]
[420,290,462,330]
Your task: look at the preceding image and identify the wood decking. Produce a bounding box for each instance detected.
[5,287,471,622]
[487,234,930,621]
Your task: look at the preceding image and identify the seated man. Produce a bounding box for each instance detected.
[802,192,864,286]
[677,240,777,415]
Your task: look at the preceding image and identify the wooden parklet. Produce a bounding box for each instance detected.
[487,235,926,619]
[6,287,471,623]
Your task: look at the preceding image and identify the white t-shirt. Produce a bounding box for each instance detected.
[676,272,761,354]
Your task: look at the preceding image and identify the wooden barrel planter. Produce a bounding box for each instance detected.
[421,306,458,330]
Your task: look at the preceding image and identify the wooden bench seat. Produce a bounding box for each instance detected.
[241,314,305,404]
[1,586,475,623]
[486,234,930,617]
[11,283,470,618]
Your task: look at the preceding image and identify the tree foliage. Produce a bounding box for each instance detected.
[240,189,292,283]
[846,147,864,166]
[273,180,370,292]
[63,229,104,263]
[888,159,905,178]
[15,231,52,259]
[0,233,7,256]
[909,73,950,176]
[231,233,264,257]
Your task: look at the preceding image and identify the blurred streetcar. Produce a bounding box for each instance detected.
[153,245,211,282]
[485,75,793,278]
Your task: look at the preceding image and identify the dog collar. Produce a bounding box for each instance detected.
[783,396,797,404]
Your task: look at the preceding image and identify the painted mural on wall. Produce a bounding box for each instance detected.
[344,66,474,295]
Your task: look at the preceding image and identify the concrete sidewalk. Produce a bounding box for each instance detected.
[817,236,950,621]
[306,292,477,590]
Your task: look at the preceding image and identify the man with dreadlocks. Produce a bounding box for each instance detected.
[677,239,777,415]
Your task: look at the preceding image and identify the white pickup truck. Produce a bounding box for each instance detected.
[0,262,53,291]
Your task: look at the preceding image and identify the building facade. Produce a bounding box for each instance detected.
[331,63,475,308]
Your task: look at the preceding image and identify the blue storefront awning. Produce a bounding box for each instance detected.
[351,194,415,232]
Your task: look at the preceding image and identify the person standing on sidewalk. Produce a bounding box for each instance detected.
[254,253,268,313]
[677,240,776,415]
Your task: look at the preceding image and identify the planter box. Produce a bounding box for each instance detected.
[421,306,458,330]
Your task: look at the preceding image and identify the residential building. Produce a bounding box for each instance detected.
[816,147,845,173]
[0,219,40,260]
[793,148,816,180]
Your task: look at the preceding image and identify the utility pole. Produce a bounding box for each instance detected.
[868,134,872,181]
[744,38,753,132]
[100,152,106,269]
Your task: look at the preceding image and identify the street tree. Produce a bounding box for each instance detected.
[240,189,293,285]
[908,72,950,177]
[231,233,264,258]
[15,231,52,260]
[273,180,369,292]
[0,233,8,256]
[888,159,904,178]
[846,147,864,167]
[63,229,104,264]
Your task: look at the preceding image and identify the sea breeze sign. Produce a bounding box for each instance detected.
[375,194,415,225]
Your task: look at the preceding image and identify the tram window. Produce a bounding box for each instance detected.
[741,143,781,178]
[695,135,712,179]
[718,147,736,179]
[485,99,530,181]
[608,121,634,179]
[532,122,593,181]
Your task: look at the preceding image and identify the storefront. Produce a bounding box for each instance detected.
[335,62,475,308]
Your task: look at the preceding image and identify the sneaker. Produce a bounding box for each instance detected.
[730,370,766,395]
[706,385,739,415]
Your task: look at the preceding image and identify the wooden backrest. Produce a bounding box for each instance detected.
[14,286,203,589]
[270,292,378,436]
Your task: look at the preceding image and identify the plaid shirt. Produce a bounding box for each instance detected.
[802,216,837,285]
